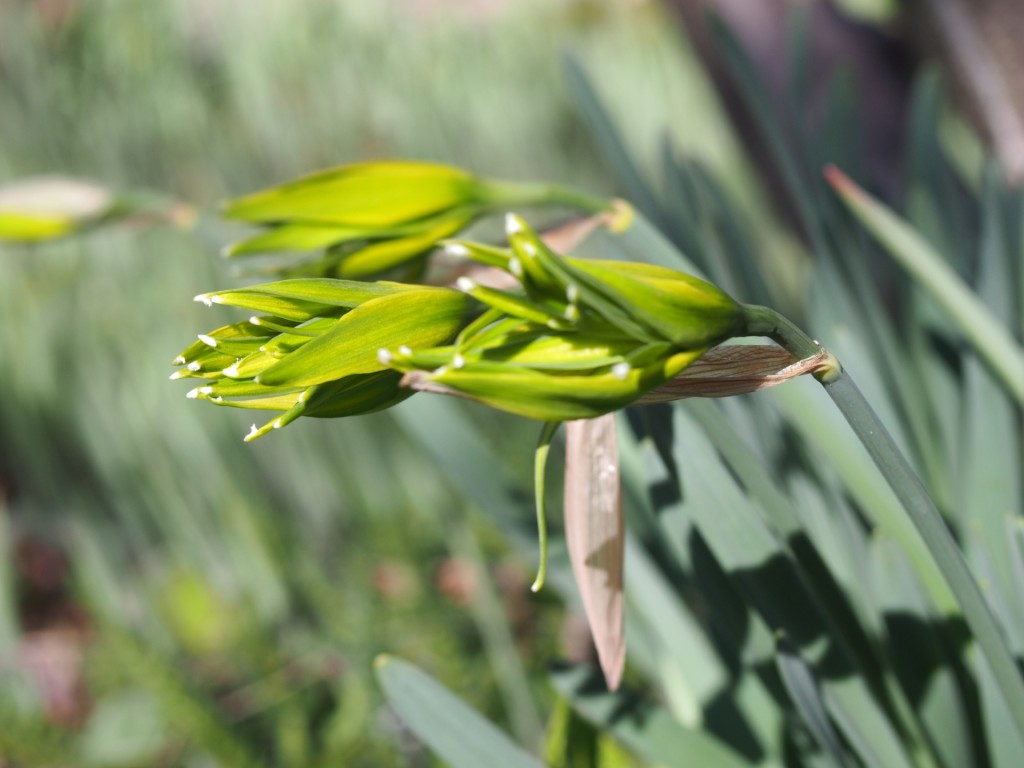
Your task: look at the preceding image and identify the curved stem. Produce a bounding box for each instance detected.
[531,421,562,593]
[739,303,1024,740]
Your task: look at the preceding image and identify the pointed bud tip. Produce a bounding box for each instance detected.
[455,276,476,292]
[611,362,631,381]
[377,348,393,365]
[244,424,259,442]
[444,242,470,258]
[198,334,217,348]
[505,213,525,235]
[186,361,201,372]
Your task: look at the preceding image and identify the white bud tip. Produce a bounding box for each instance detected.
[298,390,308,404]
[172,355,186,366]
[453,354,466,369]
[564,304,580,321]
[505,213,525,234]
[186,388,200,399]
[245,424,259,441]
[250,316,262,326]
[612,362,631,381]
[433,366,448,376]
[521,242,537,257]
[377,348,393,365]
[186,361,201,372]
[566,284,580,303]
[169,370,185,380]
[508,257,523,277]
[198,334,217,348]
[223,363,241,378]
[445,243,470,258]
[272,418,283,429]
[194,294,214,307]
[455,276,476,292]
[398,345,412,356]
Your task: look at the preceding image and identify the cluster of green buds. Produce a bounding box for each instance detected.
[381,214,743,420]
[222,161,608,278]
[171,279,472,442]
[172,214,742,439]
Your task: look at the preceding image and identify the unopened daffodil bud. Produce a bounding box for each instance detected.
[221,161,610,279]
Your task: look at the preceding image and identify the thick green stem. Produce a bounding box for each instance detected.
[478,179,611,216]
[740,303,1024,740]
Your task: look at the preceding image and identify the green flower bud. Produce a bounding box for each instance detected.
[220,161,610,278]
[173,278,470,440]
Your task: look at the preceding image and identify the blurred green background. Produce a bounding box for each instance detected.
[0,0,740,764]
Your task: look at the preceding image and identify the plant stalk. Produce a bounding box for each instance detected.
[740,303,1024,739]
[478,180,611,216]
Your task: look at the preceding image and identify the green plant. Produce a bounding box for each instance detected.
[3,3,1022,767]
[172,57,1024,765]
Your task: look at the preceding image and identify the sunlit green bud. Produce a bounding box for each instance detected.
[255,287,472,388]
[220,162,609,278]
[459,328,645,371]
[223,161,482,227]
[402,346,707,421]
[504,214,565,299]
[504,216,663,342]
[177,275,472,440]
[173,320,278,368]
[193,278,415,322]
[224,221,379,258]
[454,276,572,330]
[441,240,513,270]
[505,214,741,348]
[241,371,413,442]
[331,210,474,278]
[566,258,742,348]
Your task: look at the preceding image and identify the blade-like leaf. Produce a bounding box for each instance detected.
[550,665,761,768]
[775,633,850,768]
[826,166,1024,403]
[375,655,544,768]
